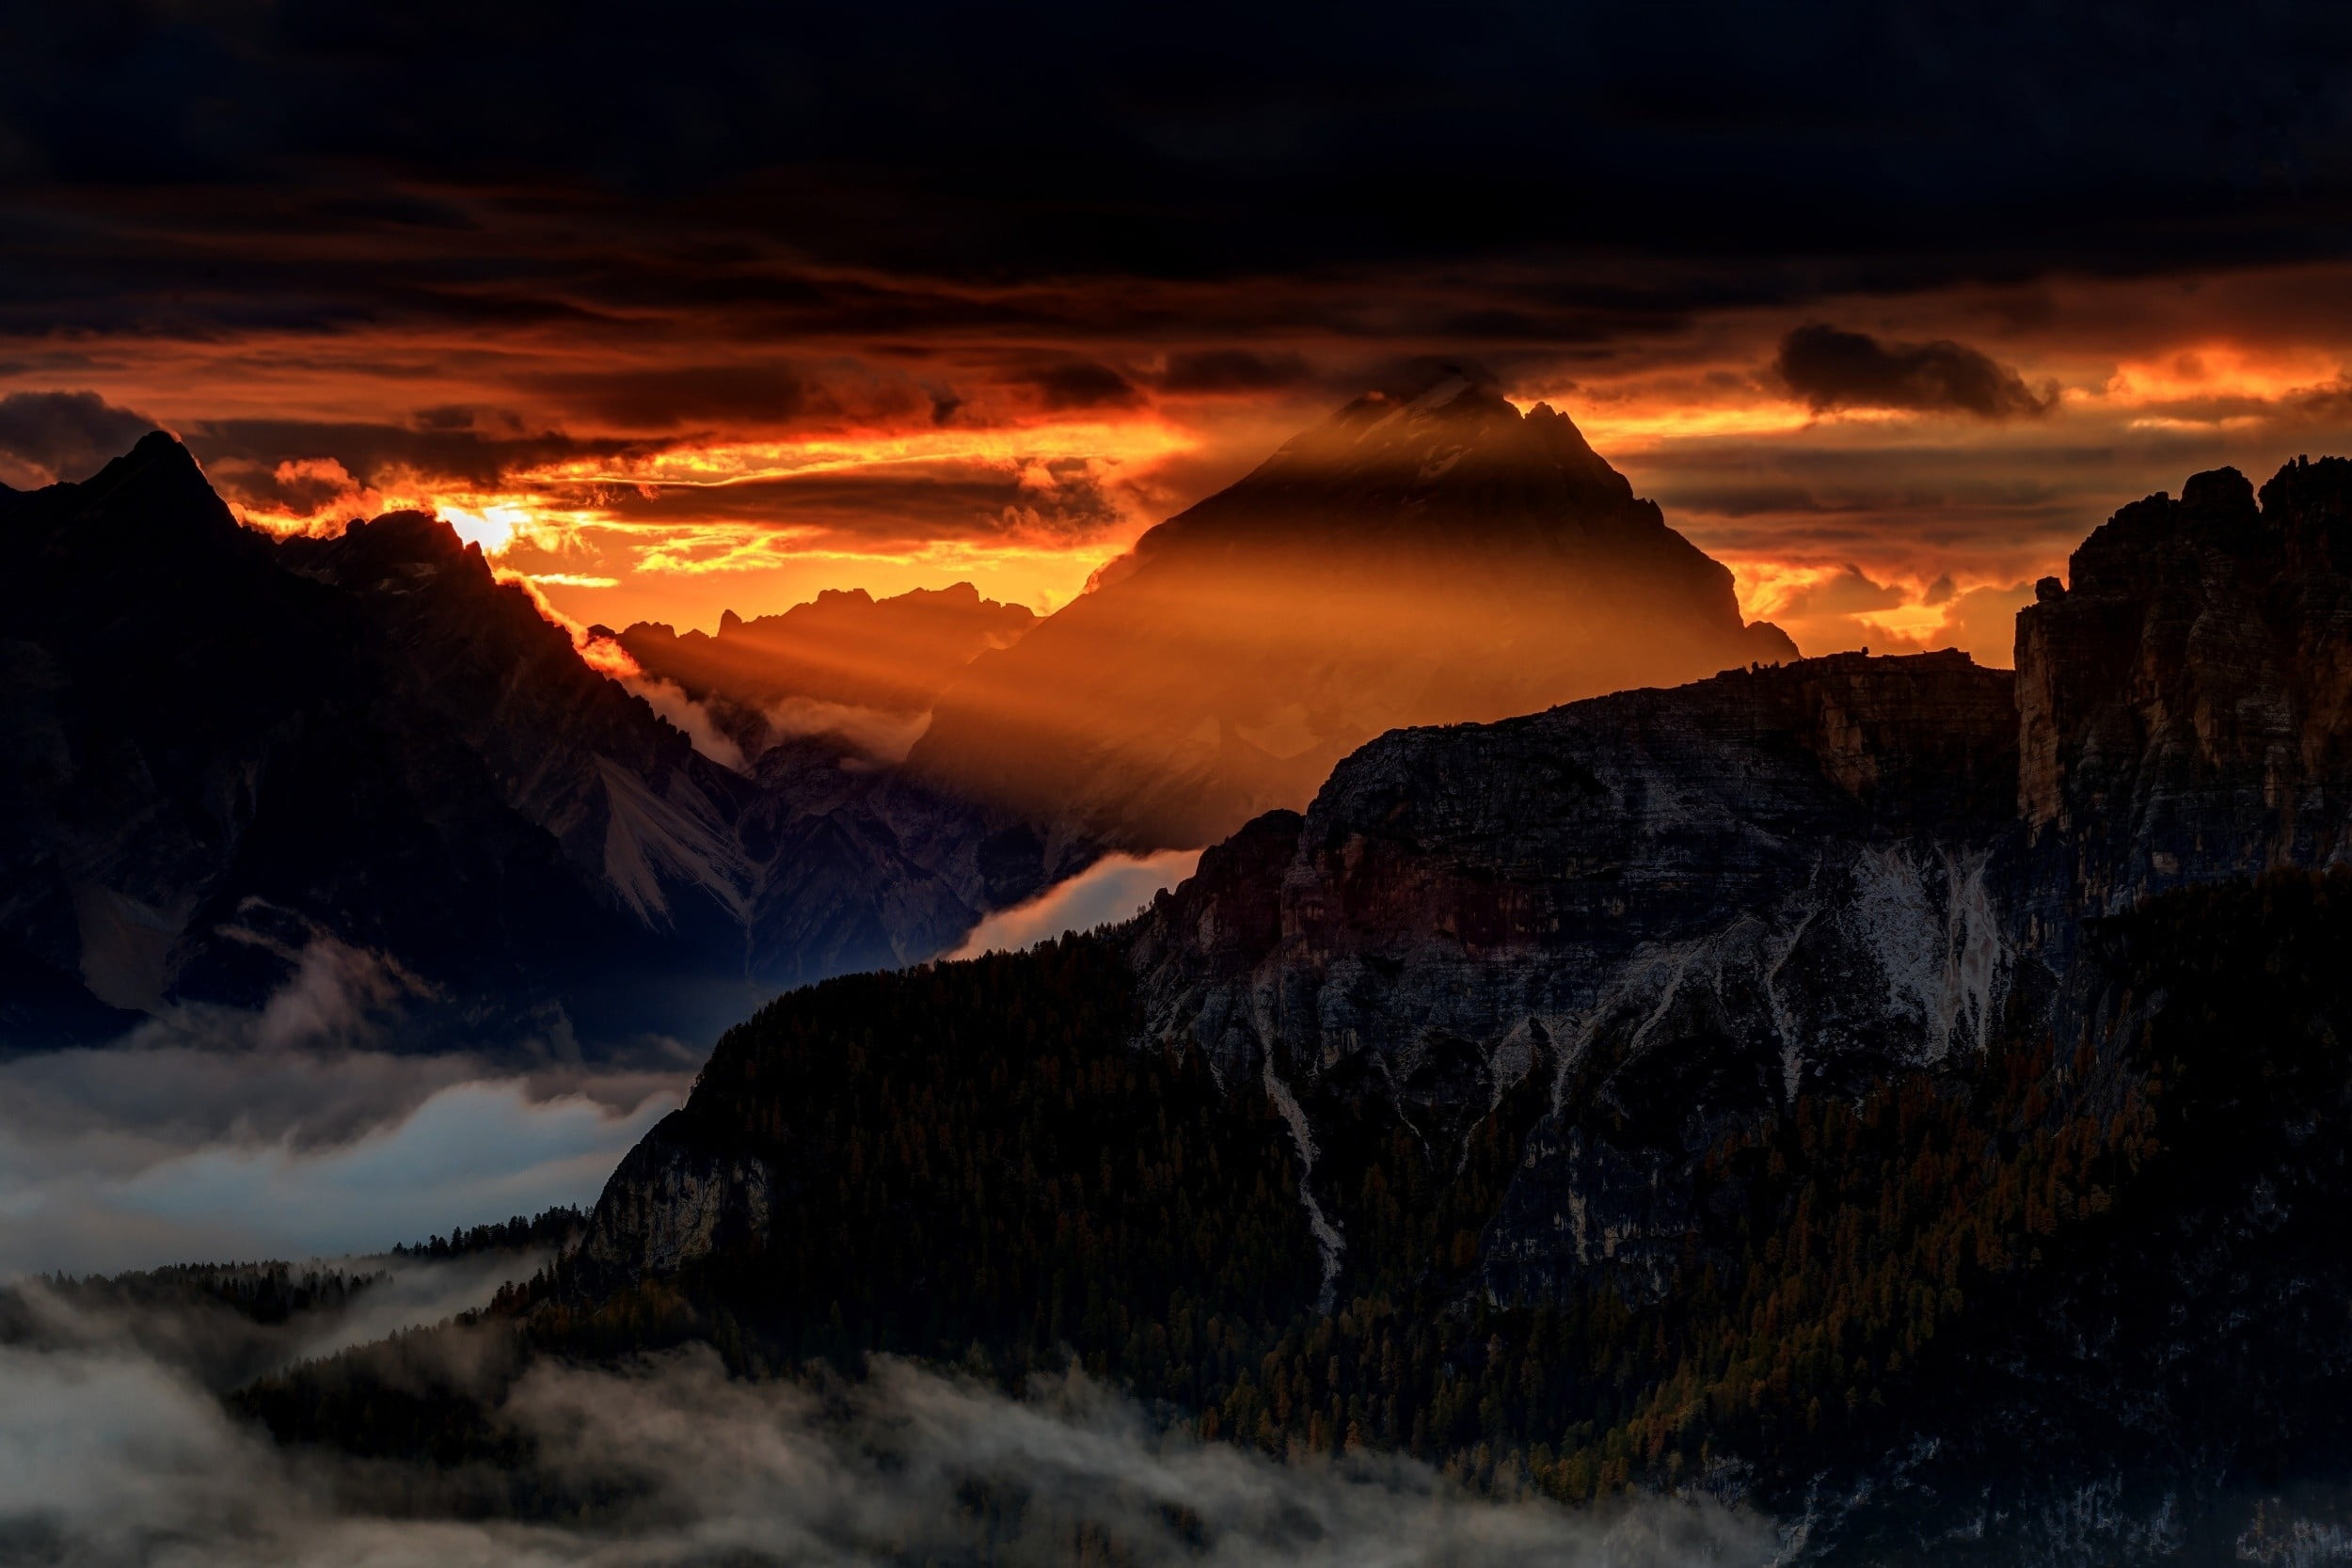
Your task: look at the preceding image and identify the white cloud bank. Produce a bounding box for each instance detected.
[0,927,689,1277]
[0,1052,679,1276]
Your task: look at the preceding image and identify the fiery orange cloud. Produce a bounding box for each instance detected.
[222,410,1217,632]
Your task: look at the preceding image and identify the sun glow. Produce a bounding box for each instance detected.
[1563,400,1827,449]
[2095,342,2347,405]
[1725,560,1843,624]
[216,412,1207,636]
[437,501,533,554]
[534,418,1200,491]
[1851,603,1959,642]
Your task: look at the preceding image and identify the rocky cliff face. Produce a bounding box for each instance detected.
[1133,651,2023,1297]
[570,1111,773,1291]
[2015,456,2352,965]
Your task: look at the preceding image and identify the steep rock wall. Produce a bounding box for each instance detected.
[1133,651,2023,1296]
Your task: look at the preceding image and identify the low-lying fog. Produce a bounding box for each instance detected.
[1,852,1202,1278]
[3,1286,1777,1567]
[0,852,1780,1566]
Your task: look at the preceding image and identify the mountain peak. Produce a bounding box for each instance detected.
[78,430,214,503]
[1135,378,1639,564]
[53,431,244,549]
[912,385,1794,850]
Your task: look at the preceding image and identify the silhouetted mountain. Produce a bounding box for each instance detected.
[609,584,1035,765]
[0,436,1018,1052]
[493,456,2352,1558]
[909,370,1796,851]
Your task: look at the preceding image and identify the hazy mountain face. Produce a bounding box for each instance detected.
[909,373,1796,851]
[608,583,1036,767]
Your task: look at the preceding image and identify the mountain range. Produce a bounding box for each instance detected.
[402,453,2352,1561]
[30,412,2352,1558]
[0,384,1796,1053]
[604,582,1036,768]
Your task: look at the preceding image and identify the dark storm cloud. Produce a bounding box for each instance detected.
[3,1,2348,346]
[181,419,648,495]
[1155,350,1313,393]
[1623,422,2352,588]
[526,362,931,430]
[1773,325,2056,419]
[0,390,158,484]
[1017,360,1146,411]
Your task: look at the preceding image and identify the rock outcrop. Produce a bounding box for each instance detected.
[570,1112,773,1295]
[2015,456,2352,966]
[1134,651,2023,1295]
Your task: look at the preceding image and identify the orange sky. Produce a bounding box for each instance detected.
[10,259,2352,669]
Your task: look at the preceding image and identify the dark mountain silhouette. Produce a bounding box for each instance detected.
[0,435,1015,1053]
[908,369,1797,851]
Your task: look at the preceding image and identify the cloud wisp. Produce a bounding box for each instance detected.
[952,848,1204,958]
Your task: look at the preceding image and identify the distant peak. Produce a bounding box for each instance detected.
[317,509,475,570]
[64,431,246,542]
[80,430,207,496]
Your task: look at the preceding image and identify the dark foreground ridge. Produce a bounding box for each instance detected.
[239,455,2352,1562]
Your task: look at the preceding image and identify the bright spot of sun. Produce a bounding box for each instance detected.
[437,501,532,554]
